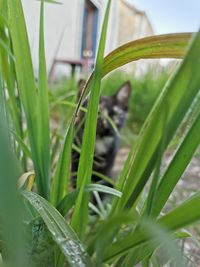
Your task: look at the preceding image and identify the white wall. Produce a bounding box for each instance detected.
[105,0,120,54]
[22,0,86,74]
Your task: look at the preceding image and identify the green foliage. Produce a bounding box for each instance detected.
[7,0,50,199]
[0,99,26,266]
[0,0,200,266]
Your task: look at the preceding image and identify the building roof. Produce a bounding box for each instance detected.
[121,0,154,33]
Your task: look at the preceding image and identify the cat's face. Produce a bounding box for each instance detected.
[73,81,132,179]
[96,82,131,137]
[76,80,131,138]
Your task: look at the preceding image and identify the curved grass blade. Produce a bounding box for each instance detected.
[57,190,78,216]
[103,33,193,77]
[158,192,200,230]
[57,184,121,216]
[10,129,32,159]
[92,171,115,187]
[22,191,93,267]
[86,184,122,198]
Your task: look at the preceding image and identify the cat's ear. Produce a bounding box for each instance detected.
[77,79,86,99]
[114,81,131,109]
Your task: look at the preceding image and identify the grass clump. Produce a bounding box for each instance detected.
[0,0,200,266]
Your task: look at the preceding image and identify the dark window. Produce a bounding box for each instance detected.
[81,0,99,59]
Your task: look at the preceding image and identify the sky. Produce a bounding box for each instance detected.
[128,0,200,34]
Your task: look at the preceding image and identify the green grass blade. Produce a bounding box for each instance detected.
[50,130,61,166]
[0,23,22,138]
[158,192,200,230]
[144,103,168,216]
[71,0,112,238]
[0,0,3,13]
[23,191,93,267]
[114,32,200,212]
[7,0,48,198]
[7,0,37,126]
[38,0,50,198]
[0,74,5,117]
[102,33,192,77]
[51,123,74,205]
[0,115,26,266]
[57,184,121,216]
[0,37,14,60]
[10,129,32,159]
[151,110,200,217]
[91,213,137,265]
[0,6,27,170]
[57,190,79,216]
[86,184,122,198]
[92,171,115,187]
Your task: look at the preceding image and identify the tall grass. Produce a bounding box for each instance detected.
[0,0,200,266]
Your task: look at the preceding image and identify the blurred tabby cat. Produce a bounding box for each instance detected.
[72,80,131,192]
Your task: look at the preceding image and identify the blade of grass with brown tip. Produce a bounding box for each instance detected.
[102,33,193,77]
